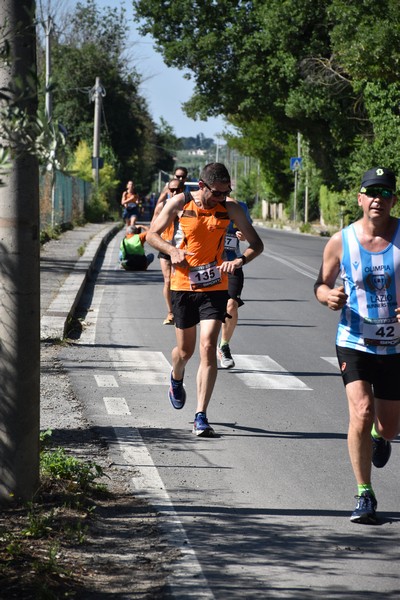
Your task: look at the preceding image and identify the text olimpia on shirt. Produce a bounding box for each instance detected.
[337,221,400,354]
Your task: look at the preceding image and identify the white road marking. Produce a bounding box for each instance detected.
[80,287,104,345]
[109,426,215,599]
[112,349,171,385]
[232,355,312,390]
[263,248,319,280]
[103,397,131,415]
[94,374,119,387]
[79,235,119,346]
[76,238,213,597]
[321,356,339,369]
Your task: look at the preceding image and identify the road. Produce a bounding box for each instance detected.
[60,226,400,599]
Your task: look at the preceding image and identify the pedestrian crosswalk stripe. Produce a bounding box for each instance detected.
[321,357,339,369]
[106,350,322,391]
[231,355,312,390]
[94,374,118,387]
[103,397,131,415]
[111,350,170,385]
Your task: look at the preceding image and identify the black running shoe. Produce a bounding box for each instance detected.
[350,491,377,524]
[372,435,391,468]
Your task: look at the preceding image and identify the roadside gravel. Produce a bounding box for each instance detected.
[38,340,178,598]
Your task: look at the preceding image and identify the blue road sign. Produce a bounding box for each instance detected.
[290,157,303,171]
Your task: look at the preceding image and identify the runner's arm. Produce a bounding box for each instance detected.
[150,198,165,225]
[223,200,263,271]
[154,184,169,208]
[146,194,192,265]
[314,233,347,310]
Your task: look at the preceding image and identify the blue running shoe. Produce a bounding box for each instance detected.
[192,412,215,437]
[350,491,377,524]
[372,435,391,468]
[168,371,186,410]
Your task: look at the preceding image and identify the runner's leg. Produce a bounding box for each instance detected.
[196,319,222,414]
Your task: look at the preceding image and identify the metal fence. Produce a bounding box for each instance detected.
[39,171,92,229]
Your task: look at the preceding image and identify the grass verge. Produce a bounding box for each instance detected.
[0,430,109,599]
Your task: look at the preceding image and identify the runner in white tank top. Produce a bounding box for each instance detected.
[315,166,400,524]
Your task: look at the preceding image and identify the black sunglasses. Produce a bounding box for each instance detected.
[363,187,393,199]
[200,180,231,198]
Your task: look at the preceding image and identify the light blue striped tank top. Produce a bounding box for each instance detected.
[337,221,400,354]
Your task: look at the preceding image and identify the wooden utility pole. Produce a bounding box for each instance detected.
[0,0,40,502]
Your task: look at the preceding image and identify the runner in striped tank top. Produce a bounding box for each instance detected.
[315,166,400,524]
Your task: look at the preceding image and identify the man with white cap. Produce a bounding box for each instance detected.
[314,166,400,524]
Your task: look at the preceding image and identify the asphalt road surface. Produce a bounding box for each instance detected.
[60,226,400,599]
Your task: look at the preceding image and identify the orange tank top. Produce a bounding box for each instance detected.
[161,196,176,244]
[171,197,230,292]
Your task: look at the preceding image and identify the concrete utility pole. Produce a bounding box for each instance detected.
[0,0,40,502]
[91,77,105,185]
[44,16,53,121]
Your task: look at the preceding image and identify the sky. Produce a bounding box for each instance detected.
[65,0,228,142]
[131,28,228,141]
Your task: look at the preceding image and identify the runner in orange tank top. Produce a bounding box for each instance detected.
[170,196,230,292]
[147,163,263,437]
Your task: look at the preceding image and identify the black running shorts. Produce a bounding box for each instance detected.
[171,290,229,329]
[336,345,400,400]
[228,268,244,307]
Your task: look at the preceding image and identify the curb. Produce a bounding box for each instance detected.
[40,223,121,341]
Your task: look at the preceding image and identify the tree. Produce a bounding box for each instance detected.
[133,0,400,202]
[133,0,350,193]
[0,0,40,502]
[36,0,176,192]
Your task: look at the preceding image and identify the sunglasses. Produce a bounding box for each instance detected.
[363,187,394,199]
[169,188,181,192]
[201,180,232,198]
[175,174,186,179]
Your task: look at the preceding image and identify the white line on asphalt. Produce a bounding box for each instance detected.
[112,349,171,385]
[78,235,214,597]
[94,374,119,387]
[109,426,215,600]
[321,356,339,369]
[80,235,119,346]
[103,397,131,415]
[232,355,312,390]
[80,287,104,345]
[263,248,319,279]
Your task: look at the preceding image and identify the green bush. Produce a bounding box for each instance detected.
[40,447,104,491]
[299,222,312,233]
[85,187,110,222]
[319,185,346,227]
[251,201,263,220]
